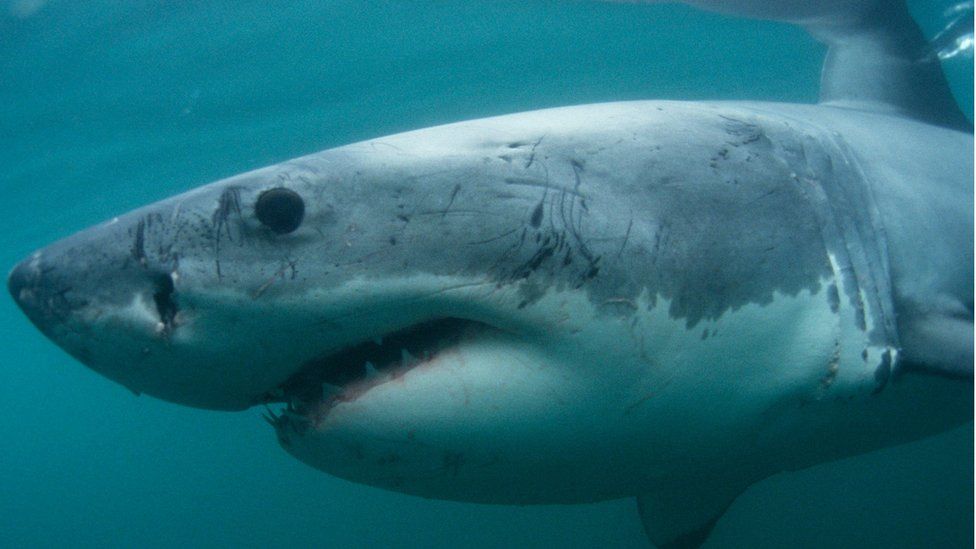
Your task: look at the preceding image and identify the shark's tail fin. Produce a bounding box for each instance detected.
[617,0,971,130]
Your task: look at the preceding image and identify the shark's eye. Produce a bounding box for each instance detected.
[255,188,305,234]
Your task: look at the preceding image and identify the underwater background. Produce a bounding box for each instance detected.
[0,1,972,547]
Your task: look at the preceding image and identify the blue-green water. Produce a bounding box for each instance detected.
[0,1,972,547]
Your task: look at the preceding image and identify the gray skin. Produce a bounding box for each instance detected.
[11,103,851,410]
[6,1,974,547]
[8,98,972,506]
[9,102,970,406]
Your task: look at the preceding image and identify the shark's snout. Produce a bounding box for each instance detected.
[7,253,72,333]
[8,257,34,308]
[7,215,184,363]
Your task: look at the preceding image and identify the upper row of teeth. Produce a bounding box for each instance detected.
[321,347,429,396]
[366,347,427,377]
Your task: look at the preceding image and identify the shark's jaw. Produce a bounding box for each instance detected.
[30,265,663,504]
[265,317,491,416]
[253,287,655,505]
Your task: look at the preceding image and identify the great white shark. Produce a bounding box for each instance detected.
[7,0,973,547]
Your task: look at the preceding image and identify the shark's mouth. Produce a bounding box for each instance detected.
[264,318,483,418]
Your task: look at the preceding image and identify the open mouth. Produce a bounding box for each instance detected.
[263,318,482,421]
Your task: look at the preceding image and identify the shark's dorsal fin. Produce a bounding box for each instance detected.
[621,0,971,130]
[809,1,970,130]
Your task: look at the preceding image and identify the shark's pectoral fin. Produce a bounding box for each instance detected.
[636,480,748,549]
[898,301,974,378]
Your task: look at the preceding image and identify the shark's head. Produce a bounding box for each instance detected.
[8,104,971,506]
[8,108,671,504]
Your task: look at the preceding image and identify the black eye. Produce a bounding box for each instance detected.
[255,188,304,234]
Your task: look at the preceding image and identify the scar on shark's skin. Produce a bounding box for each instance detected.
[211,186,243,278]
[251,259,299,299]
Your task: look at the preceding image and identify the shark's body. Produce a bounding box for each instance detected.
[8,1,972,547]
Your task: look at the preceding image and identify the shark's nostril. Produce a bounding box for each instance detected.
[152,273,178,329]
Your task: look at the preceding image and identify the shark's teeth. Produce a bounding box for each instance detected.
[401,348,416,366]
[273,319,476,411]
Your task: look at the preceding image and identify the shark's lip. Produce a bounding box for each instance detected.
[262,317,488,423]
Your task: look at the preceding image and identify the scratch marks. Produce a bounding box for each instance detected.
[212,187,243,242]
[558,160,601,284]
[489,156,604,307]
[212,186,244,278]
[252,258,299,299]
[497,139,601,287]
[503,177,583,196]
[499,135,546,169]
[131,218,147,266]
[442,183,462,218]
[710,115,770,179]
[616,216,633,258]
[464,227,521,246]
[523,135,544,169]
[529,201,544,228]
[128,213,174,270]
[719,115,765,146]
